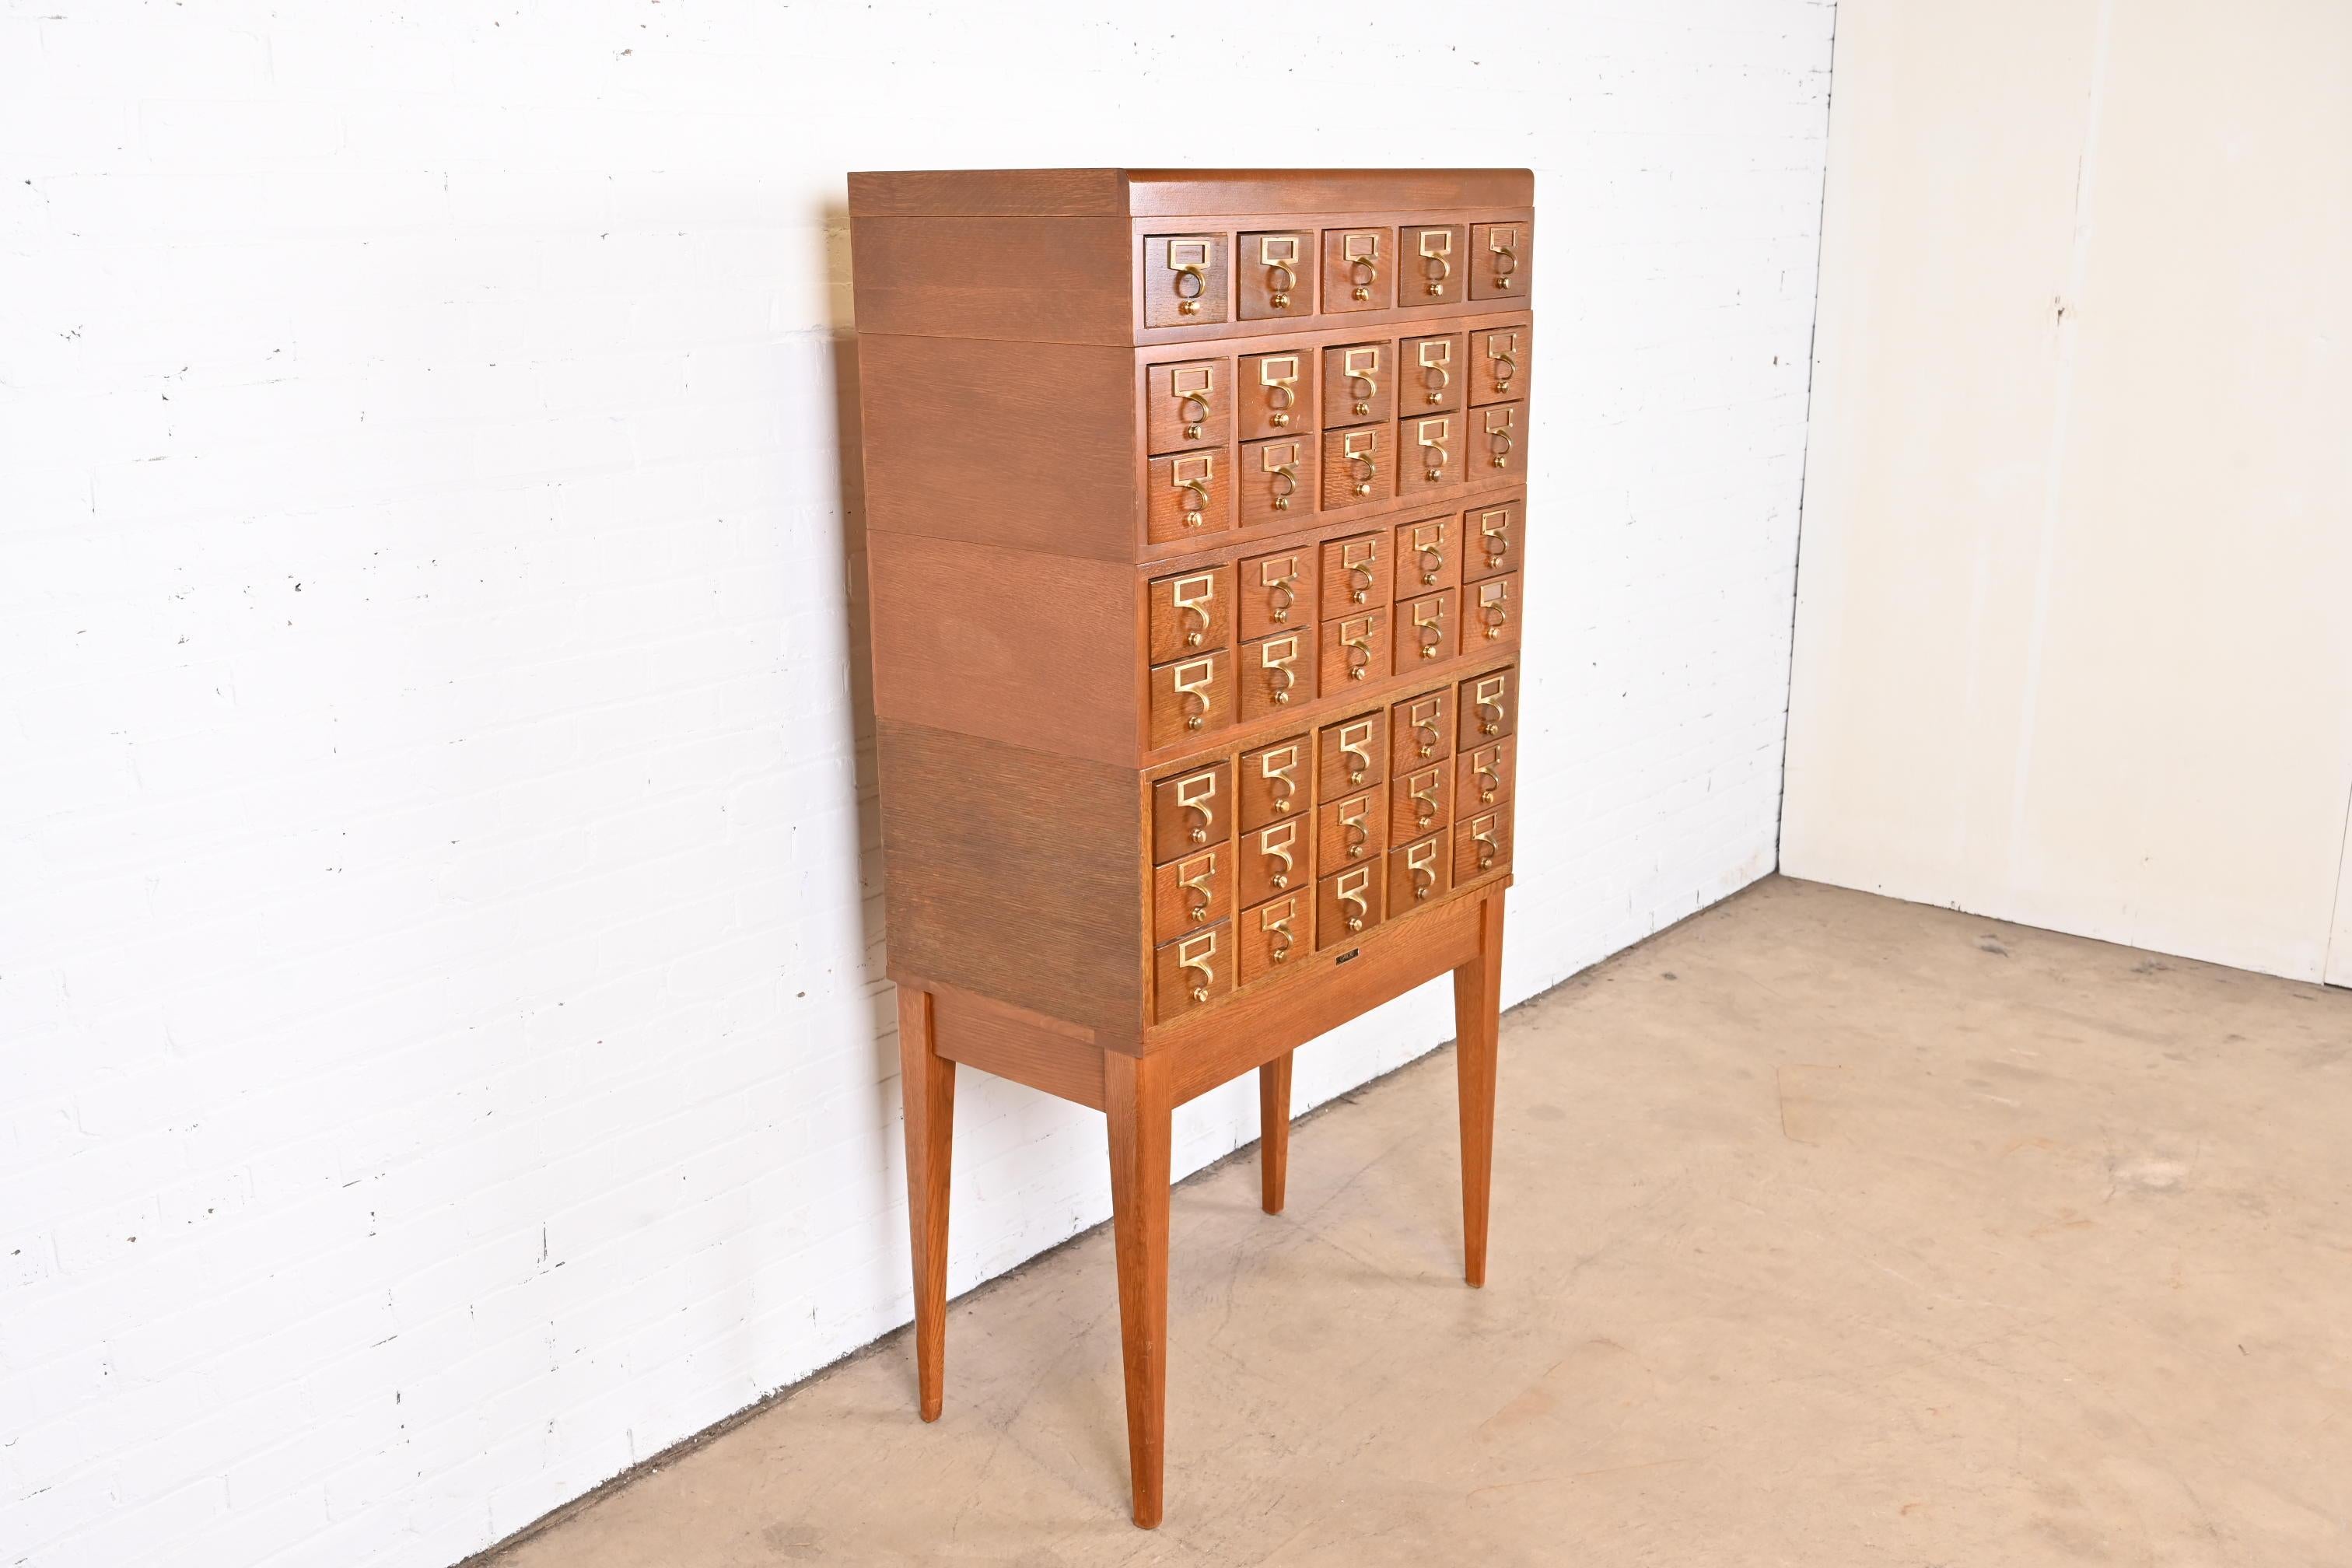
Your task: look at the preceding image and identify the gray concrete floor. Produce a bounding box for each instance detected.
[487,877,2352,1566]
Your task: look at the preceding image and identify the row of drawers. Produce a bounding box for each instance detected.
[1145,327,1531,457]
[1143,223,1532,329]
[1146,409,1525,542]
[1146,667,1521,1021]
[1147,501,1525,658]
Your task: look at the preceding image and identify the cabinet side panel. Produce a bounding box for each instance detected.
[858,333,1139,559]
[880,719,1145,1038]
[849,168,1129,219]
[868,533,1141,765]
[850,215,1133,344]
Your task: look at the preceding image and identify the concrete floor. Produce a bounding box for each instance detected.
[488,877,2352,1566]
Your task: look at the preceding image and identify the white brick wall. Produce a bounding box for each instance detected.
[0,4,1832,1563]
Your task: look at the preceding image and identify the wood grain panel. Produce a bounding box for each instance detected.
[1125,168,1534,216]
[850,215,1135,343]
[849,168,1129,218]
[929,983,1105,1109]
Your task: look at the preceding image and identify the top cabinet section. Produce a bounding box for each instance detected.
[849,169,1532,346]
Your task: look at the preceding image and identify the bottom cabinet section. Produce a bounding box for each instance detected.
[1153,922,1234,1023]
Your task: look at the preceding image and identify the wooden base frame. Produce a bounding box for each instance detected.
[894,886,1507,1529]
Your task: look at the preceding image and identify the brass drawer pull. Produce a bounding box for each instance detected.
[1342,347,1379,418]
[1260,355,1300,429]
[1344,232,1381,302]
[1418,341,1451,406]
[1488,226,1518,292]
[1261,236,1300,310]
[1419,230,1452,298]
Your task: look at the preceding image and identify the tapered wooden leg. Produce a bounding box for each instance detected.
[1452,892,1506,1288]
[898,986,955,1421]
[1104,1049,1174,1529]
[1258,1051,1293,1215]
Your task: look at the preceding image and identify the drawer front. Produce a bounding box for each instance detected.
[1453,806,1514,884]
[1462,499,1523,585]
[1152,762,1231,864]
[1238,436,1314,529]
[1401,331,1466,414]
[1469,325,1528,408]
[1320,425,1393,509]
[1479,402,1521,478]
[1237,547,1317,642]
[1395,514,1461,596]
[1147,651,1231,751]
[1394,588,1458,670]
[1147,565,1233,665]
[1317,709,1388,793]
[1237,629,1314,723]
[1391,687,1454,766]
[1316,789,1388,872]
[1316,863,1384,950]
[1146,233,1227,328]
[1455,735,1515,812]
[1321,341,1396,427]
[1238,734,1311,831]
[1468,572,1522,650]
[1398,224,1467,308]
[1468,221,1530,303]
[1238,350,1314,441]
[1318,531,1390,618]
[1457,667,1518,750]
[1146,450,1227,545]
[1144,358,1230,456]
[1238,229,1314,320]
[1321,226,1395,313]
[1153,922,1234,1020]
[1398,413,1460,495]
[1388,831,1452,912]
[1389,757,1452,842]
[1238,891,1311,985]
[1318,608,1391,696]
[1153,844,1233,943]
[1237,817,1311,907]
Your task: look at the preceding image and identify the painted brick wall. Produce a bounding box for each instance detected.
[0,4,1833,1564]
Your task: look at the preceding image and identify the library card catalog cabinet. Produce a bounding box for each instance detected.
[852,168,1533,1528]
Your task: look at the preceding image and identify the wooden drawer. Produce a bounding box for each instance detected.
[1145,233,1227,328]
[1321,226,1394,313]
[1237,546,1315,642]
[1238,734,1311,831]
[1238,229,1314,320]
[1238,349,1314,441]
[1391,687,1454,767]
[1390,756,1452,842]
[1477,402,1521,478]
[1146,565,1232,664]
[1153,922,1233,1021]
[1457,667,1518,749]
[1146,651,1231,750]
[1237,629,1313,723]
[1146,450,1227,545]
[1151,762,1230,864]
[1237,891,1311,985]
[1468,220,1530,303]
[1388,831,1451,913]
[1401,331,1466,414]
[1462,499,1522,585]
[1469,324,1528,408]
[1456,735,1514,812]
[1468,572,1522,650]
[1317,709,1388,793]
[1318,609,1391,697]
[1318,531,1389,618]
[1321,341,1395,426]
[1395,515,1461,598]
[1144,358,1229,457]
[1238,436,1314,529]
[1453,805,1513,885]
[1397,413,1461,497]
[1153,844,1232,943]
[1316,788,1387,872]
[1316,862,1384,950]
[1394,588,1458,670]
[1236,817,1310,908]
[1398,223,1467,308]
[1320,425,1392,509]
